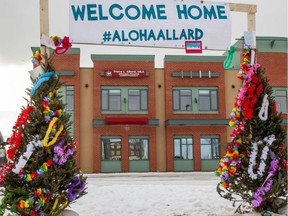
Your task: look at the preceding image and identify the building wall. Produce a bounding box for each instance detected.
[91,55,157,173]
[164,56,227,171]
[44,37,287,173]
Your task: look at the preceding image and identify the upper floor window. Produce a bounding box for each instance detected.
[101,87,148,113]
[273,88,288,113]
[173,87,218,113]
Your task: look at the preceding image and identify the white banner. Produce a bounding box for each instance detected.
[69,0,231,50]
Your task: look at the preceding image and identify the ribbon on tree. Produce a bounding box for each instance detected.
[12,136,43,174]
[258,94,269,121]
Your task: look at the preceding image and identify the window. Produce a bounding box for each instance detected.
[174,137,193,159]
[129,137,149,160]
[101,137,122,160]
[173,89,192,111]
[128,90,148,111]
[274,88,288,113]
[173,87,218,113]
[200,136,220,159]
[59,86,74,136]
[101,89,121,111]
[199,89,218,111]
[101,87,148,113]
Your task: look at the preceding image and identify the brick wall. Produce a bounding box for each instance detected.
[164,60,227,171]
[92,59,157,172]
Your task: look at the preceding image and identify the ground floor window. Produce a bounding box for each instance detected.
[129,137,149,160]
[174,137,193,159]
[200,136,220,159]
[101,137,122,160]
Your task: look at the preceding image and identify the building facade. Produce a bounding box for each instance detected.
[34,36,287,173]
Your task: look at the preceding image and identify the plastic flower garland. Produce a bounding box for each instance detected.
[32,50,42,65]
[216,44,262,188]
[248,135,276,180]
[15,188,51,216]
[251,159,279,207]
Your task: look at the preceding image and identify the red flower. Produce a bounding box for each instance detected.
[256,83,263,96]
[7,149,15,159]
[46,159,53,166]
[31,172,37,179]
[251,75,259,84]
[30,210,36,216]
[251,95,258,105]
[247,84,256,96]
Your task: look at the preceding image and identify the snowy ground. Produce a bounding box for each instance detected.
[64,172,286,216]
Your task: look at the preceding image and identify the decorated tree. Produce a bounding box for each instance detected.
[0,37,87,216]
[216,44,287,214]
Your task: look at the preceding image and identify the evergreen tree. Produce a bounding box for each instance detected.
[0,42,87,216]
[216,44,287,214]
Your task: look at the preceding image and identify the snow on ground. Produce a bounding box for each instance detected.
[66,172,286,216]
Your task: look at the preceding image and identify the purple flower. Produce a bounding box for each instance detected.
[252,199,261,207]
[65,148,74,156]
[58,157,67,165]
[43,97,50,102]
[269,159,279,174]
[263,178,273,192]
[254,188,265,197]
[44,115,51,123]
[54,146,64,157]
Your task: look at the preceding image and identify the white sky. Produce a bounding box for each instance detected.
[0,0,287,138]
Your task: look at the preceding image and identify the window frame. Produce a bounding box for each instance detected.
[59,85,75,136]
[172,87,219,113]
[173,136,194,160]
[128,136,149,160]
[101,137,122,161]
[101,86,148,114]
[200,136,220,160]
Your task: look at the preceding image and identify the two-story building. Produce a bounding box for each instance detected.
[33,36,287,173]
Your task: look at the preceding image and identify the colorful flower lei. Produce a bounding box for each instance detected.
[32,50,42,65]
[16,188,51,216]
[19,159,53,182]
[248,135,276,180]
[251,159,279,207]
[53,140,75,165]
[67,176,86,201]
[7,106,34,159]
[42,90,63,123]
